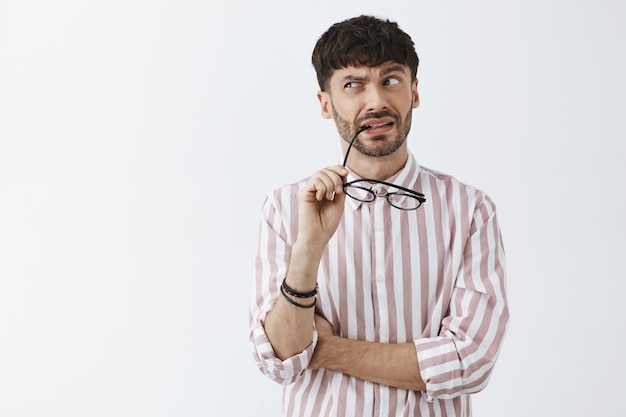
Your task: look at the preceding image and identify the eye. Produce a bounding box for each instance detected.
[383,77,400,86]
[344,81,361,89]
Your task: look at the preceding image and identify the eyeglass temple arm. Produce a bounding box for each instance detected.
[342,125,374,167]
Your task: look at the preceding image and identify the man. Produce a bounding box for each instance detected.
[249,15,509,417]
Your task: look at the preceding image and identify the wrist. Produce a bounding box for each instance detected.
[286,241,325,290]
[280,281,317,308]
[292,239,327,259]
[282,277,318,297]
[313,333,341,370]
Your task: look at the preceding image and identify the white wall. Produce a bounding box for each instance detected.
[1,1,624,416]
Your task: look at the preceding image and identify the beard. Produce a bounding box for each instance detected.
[331,106,412,158]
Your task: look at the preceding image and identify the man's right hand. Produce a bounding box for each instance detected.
[296,165,349,247]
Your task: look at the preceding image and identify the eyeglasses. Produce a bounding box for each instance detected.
[342,125,426,211]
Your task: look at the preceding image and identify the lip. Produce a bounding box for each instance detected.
[361,119,394,134]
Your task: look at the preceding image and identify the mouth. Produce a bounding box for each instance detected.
[358,121,394,137]
[363,121,394,130]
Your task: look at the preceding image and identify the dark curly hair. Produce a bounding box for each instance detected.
[311,15,419,91]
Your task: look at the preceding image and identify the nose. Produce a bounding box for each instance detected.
[363,84,388,112]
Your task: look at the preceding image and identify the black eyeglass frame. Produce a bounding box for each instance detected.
[342,125,426,211]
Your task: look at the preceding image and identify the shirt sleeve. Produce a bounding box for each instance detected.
[248,191,318,385]
[414,193,509,401]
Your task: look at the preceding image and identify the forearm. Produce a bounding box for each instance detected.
[312,334,426,391]
[263,165,348,360]
[263,241,325,359]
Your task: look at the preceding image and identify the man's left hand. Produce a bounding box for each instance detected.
[309,314,334,370]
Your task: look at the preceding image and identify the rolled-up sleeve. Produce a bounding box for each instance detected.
[248,189,318,385]
[415,194,509,401]
[250,307,318,385]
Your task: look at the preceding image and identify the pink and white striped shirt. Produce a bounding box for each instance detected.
[249,152,509,417]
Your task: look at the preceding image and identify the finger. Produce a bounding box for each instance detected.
[325,166,349,185]
[307,172,339,201]
[302,166,349,202]
[314,173,337,201]
[316,167,348,199]
[302,175,331,202]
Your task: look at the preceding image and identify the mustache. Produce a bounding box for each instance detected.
[356,110,400,125]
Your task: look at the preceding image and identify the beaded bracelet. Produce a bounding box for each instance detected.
[281,278,318,298]
[280,284,316,309]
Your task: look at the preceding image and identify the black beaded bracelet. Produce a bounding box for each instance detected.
[281,278,318,298]
[280,284,317,309]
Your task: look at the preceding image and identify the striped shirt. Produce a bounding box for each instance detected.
[249,152,509,417]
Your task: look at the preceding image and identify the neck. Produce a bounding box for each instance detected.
[345,145,408,181]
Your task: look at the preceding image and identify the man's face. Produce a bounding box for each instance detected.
[317,61,420,158]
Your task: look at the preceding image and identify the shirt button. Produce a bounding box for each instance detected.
[380,327,388,337]
[376,275,384,283]
[375,224,384,233]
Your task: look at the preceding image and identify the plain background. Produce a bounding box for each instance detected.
[1,1,624,416]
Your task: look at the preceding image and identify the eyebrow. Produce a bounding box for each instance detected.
[338,64,408,84]
[338,73,368,84]
[380,64,408,77]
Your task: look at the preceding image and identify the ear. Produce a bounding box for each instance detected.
[412,78,420,109]
[317,91,333,119]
